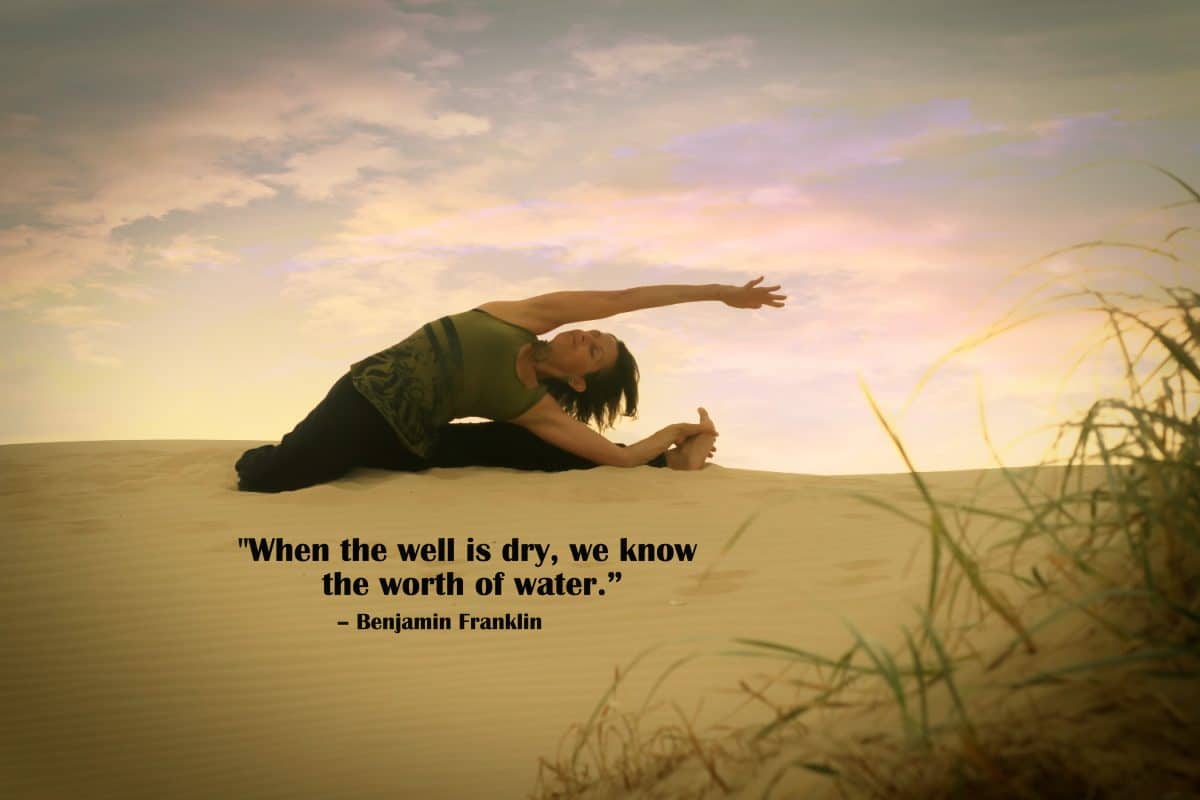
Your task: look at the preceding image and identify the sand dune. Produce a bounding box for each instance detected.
[1,440,1043,799]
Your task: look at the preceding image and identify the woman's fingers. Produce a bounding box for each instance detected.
[726,277,787,309]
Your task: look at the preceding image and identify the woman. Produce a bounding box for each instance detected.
[235,277,785,492]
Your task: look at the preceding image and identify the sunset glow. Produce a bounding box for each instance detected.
[2,0,1197,473]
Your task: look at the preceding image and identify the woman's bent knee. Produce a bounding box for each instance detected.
[235,444,357,493]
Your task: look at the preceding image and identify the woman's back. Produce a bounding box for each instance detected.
[349,309,546,457]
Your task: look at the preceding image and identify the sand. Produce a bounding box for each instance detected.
[0,440,1038,799]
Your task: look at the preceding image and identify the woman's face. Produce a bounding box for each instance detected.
[551,328,619,376]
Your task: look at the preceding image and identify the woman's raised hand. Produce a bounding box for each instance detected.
[721,276,786,309]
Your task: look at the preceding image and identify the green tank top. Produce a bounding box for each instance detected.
[349,309,548,458]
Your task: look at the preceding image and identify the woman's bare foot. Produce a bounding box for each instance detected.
[665,408,718,471]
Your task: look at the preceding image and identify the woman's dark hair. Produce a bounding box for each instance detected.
[543,339,639,431]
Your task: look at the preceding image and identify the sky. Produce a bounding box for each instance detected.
[1,0,1197,474]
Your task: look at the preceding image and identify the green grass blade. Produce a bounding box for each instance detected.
[921,609,974,737]
[1010,648,1194,688]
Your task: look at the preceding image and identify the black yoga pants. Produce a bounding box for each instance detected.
[235,371,666,493]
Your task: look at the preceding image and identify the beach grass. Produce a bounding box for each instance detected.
[533,165,1200,799]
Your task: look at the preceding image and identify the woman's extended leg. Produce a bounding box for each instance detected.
[425,421,670,472]
[235,371,425,492]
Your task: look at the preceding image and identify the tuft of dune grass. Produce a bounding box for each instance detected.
[532,164,1200,800]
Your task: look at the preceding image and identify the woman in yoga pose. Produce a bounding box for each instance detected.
[235,277,785,492]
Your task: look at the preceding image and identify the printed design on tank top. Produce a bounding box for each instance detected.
[350,316,463,457]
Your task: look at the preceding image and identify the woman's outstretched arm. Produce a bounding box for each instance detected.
[479,276,786,334]
[510,395,717,467]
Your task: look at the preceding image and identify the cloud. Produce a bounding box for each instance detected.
[570,33,754,85]
[278,253,461,340]
[149,62,490,143]
[664,99,999,183]
[150,233,242,273]
[0,223,136,310]
[310,177,958,279]
[999,111,1128,158]
[38,303,126,367]
[274,101,1085,314]
[272,133,431,201]
[0,111,42,137]
[0,0,492,303]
